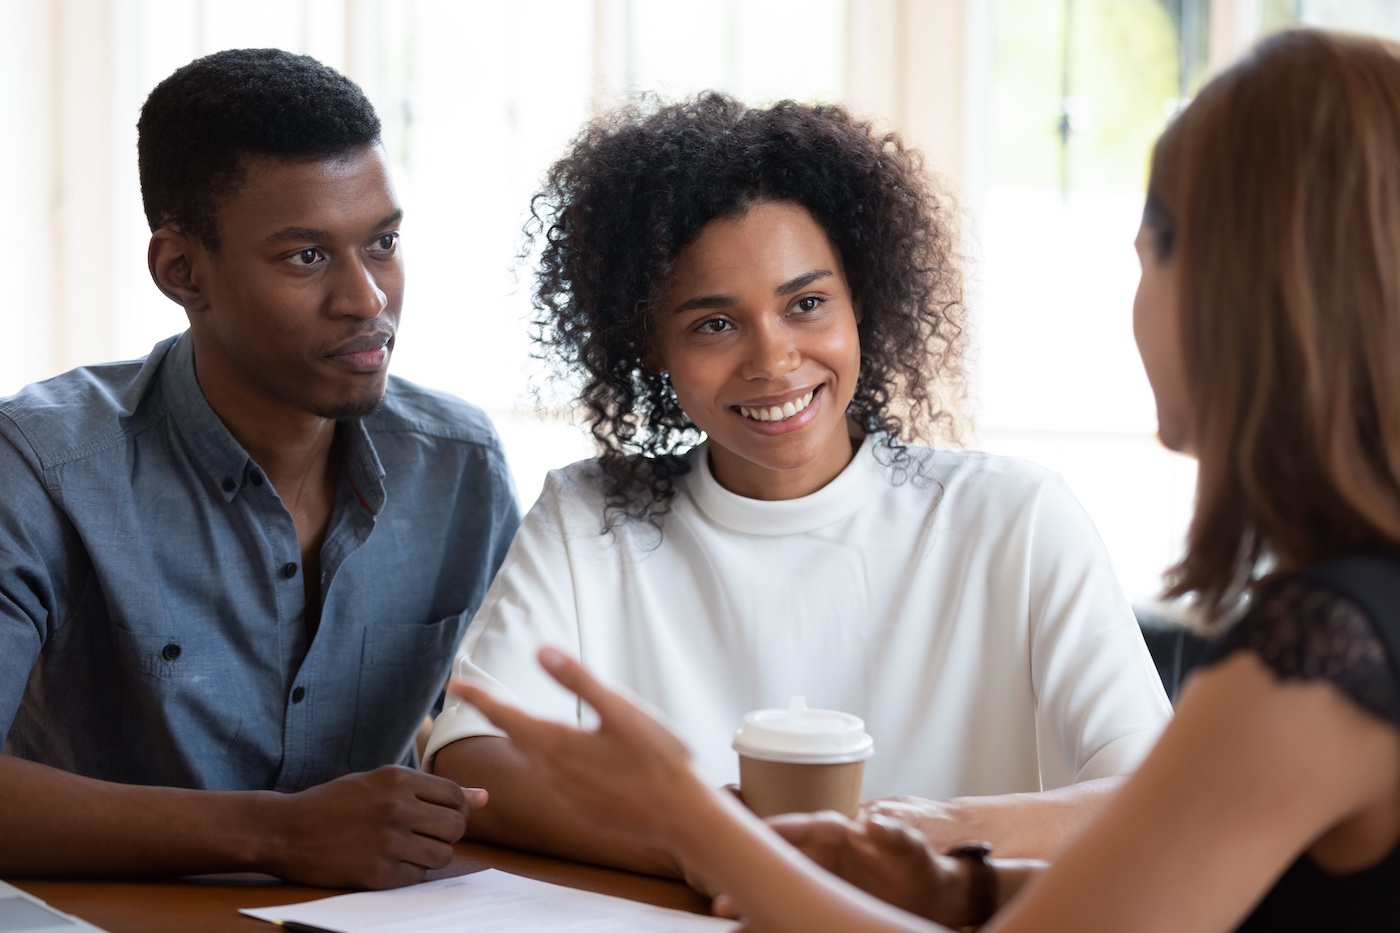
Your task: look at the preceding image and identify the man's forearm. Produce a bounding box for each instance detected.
[1,755,478,888]
[432,735,680,876]
[0,755,269,877]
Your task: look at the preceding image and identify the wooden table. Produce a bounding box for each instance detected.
[7,841,712,932]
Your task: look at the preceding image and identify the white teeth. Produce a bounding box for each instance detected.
[739,389,815,422]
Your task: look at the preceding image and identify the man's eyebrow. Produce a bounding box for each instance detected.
[374,209,405,230]
[265,210,404,244]
[774,269,833,296]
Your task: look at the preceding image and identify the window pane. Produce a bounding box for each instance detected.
[972,0,1199,601]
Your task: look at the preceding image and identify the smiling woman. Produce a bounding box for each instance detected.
[424,92,1172,877]
[652,202,864,501]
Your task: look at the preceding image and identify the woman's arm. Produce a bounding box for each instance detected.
[455,644,1400,933]
[860,777,1124,859]
[985,651,1400,933]
[451,647,955,933]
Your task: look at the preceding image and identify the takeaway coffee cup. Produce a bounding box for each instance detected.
[732,696,874,819]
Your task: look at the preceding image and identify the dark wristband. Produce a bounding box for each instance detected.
[948,841,996,931]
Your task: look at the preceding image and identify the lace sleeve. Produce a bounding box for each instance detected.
[1210,579,1400,728]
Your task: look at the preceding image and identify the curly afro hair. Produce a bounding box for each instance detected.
[137,48,381,250]
[528,92,966,526]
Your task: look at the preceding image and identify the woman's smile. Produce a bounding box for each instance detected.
[735,386,819,424]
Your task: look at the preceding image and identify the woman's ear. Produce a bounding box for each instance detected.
[147,229,207,311]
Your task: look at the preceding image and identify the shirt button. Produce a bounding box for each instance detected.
[281,562,299,579]
[291,686,306,703]
[221,478,236,493]
[161,643,182,661]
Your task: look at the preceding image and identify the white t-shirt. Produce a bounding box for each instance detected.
[428,436,1171,799]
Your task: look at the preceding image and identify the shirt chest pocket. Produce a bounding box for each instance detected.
[349,615,467,770]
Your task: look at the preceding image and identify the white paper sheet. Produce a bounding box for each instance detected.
[240,869,734,932]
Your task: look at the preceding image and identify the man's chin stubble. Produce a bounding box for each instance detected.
[314,394,386,421]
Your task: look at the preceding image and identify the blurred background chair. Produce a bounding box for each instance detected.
[1135,602,1214,704]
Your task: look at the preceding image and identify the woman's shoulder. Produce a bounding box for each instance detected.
[1212,555,1400,728]
[892,443,1064,507]
[527,454,676,543]
[529,456,614,516]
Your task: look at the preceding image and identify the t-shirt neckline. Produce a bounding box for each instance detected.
[682,432,889,535]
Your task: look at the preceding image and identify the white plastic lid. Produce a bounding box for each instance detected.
[732,696,875,764]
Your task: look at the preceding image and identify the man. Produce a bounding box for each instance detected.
[0,49,520,888]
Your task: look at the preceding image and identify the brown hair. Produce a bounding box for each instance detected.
[1146,28,1400,621]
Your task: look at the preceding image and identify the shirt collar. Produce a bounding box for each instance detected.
[158,331,387,514]
[681,431,890,535]
[342,416,386,516]
[159,332,258,502]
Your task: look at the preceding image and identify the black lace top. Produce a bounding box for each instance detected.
[1209,577,1400,727]
[1204,557,1400,932]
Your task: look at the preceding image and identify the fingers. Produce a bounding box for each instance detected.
[863,813,934,855]
[407,795,469,845]
[447,680,551,746]
[535,645,626,718]
[712,894,741,919]
[446,680,518,728]
[408,769,471,809]
[445,679,583,777]
[449,648,630,743]
[766,809,856,845]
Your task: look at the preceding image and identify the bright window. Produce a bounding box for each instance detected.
[10,0,1399,602]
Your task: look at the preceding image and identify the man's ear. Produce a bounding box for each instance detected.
[147,229,207,311]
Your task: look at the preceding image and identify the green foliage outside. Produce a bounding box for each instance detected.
[989,0,1181,192]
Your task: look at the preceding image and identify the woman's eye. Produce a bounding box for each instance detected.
[795,296,823,312]
[373,233,399,252]
[698,318,731,334]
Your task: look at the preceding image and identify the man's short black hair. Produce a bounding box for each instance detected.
[137,48,382,249]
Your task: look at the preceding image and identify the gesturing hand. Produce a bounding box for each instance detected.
[261,765,484,889]
[447,646,702,848]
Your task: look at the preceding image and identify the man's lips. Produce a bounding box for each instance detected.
[328,332,393,357]
[326,332,394,371]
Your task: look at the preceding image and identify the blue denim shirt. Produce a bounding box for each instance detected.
[0,333,520,792]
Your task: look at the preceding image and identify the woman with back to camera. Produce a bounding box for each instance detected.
[451,27,1400,932]
[427,93,1170,872]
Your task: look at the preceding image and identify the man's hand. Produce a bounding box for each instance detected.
[258,765,484,889]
